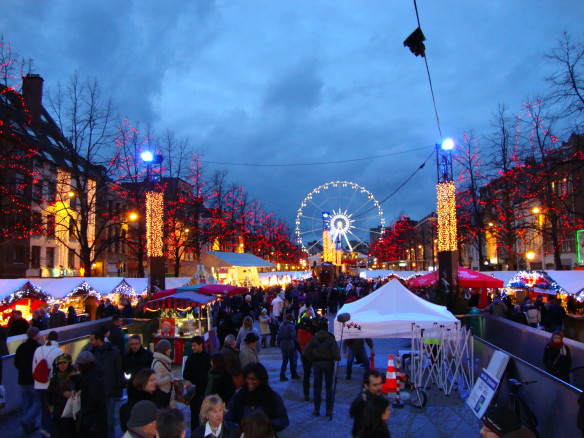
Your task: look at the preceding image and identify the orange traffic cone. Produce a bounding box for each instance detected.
[381,354,397,395]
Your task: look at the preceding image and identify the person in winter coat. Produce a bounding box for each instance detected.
[75,351,107,438]
[297,316,315,401]
[49,304,67,328]
[205,353,236,405]
[124,334,154,382]
[120,368,168,432]
[358,396,391,438]
[152,339,175,408]
[33,330,62,434]
[277,314,299,381]
[239,332,260,369]
[31,309,49,331]
[14,326,41,434]
[183,336,211,431]
[109,315,126,354]
[88,327,124,438]
[47,353,79,438]
[303,318,340,417]
[544,297,566,332]
[350,370,384,438]
[9,310,29,336]
[543,330,572,381]
[239,411,275,438]
[192,394,238,438]
[271,292,285,322]
[258,309,272,348]
[220,334,242,379]
[66,306,78,325]
[226,363,289,433]
[235,316,260,352]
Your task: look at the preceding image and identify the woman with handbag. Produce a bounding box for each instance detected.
[152,339,175,407]
[48,353,79,438]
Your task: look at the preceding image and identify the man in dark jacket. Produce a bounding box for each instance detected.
[545,297,566,332]
[220,334,242,378]
[183,335,211,431]
[89,327,123,438]
[349,369,384,438]
[277,314,300,381]
[14,326,41,434]
[108,315,126,353]
[303,318,340,418]
[8,310,29,336]
[49,304,67,328]
[123,334,154,381]
[75,351,107,438]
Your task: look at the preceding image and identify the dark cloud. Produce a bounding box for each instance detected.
[2,0,583,233]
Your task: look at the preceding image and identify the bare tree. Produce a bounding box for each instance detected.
[546,32,584,128]
[0,35,33,88]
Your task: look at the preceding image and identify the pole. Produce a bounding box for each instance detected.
[330,322,345,421]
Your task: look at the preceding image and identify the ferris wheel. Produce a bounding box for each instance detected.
[295,180,385,254]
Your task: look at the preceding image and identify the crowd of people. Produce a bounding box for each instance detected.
[5,273,575,437]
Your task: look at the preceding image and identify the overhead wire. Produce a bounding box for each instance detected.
[199,146,427,167]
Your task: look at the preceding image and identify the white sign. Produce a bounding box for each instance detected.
[466,368,499,419]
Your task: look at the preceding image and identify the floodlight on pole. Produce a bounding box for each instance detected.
[441,137,455,151]
[140,151,154,163]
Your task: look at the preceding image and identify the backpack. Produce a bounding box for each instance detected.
[33,357,50,383]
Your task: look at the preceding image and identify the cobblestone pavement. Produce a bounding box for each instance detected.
[263,337,481,438]
[0,337,481,438]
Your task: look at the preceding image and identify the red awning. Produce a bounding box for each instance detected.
[198,284,248,296]
[408,267,504,289]
[151,288,178,300]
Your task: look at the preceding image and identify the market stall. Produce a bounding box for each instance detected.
[200,251,274,286]
[0,280,49,326]
[408,266,504,308]
[146,290,217,364]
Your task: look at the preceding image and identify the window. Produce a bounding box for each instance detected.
[46,181,56,202]
[46,247,55,268]
[31,246,40,268]
[10,246,25,264]
[68,249,75,269]
[69,217,76,240]
[14,173,25,196]
[33,179,43,201]
[31,212,42,234]
[46,215,56,237]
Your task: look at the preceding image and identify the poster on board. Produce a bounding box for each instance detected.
[466,368,499,419]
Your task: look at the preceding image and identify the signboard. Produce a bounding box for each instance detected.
[466,368,499,419]
[577,229,584,266]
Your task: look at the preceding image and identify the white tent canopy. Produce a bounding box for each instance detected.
[334,279,458,340]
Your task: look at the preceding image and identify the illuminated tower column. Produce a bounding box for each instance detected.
[142,151,166,294]
[436,138,458,294]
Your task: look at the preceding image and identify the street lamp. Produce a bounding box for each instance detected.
[526,250,536,270]
[128,212,139,222]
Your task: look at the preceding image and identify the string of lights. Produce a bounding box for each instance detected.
[436,181,458,251]
[146,191,164,257]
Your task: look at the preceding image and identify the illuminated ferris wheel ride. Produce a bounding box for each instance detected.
[295,180,385,255]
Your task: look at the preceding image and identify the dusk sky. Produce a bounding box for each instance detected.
[3,1,584,233]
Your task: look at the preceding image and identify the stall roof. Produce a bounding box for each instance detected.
[32,278,88,299]
[83,277,125,295]
[489,271,518,286]
[147,291,215,306]
[544,270,584,295]
[0,279,35,300]
[202,251,273,268]
[122,278,149,295]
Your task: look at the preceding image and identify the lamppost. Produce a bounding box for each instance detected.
[435,138,458,295]
[141,151,165,294]
[526,250,536,270]
[532,206,544,269]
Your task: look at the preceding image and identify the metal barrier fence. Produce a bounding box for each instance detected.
[474,336,583,438]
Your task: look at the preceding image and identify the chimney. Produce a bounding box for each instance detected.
[22,74,44,126]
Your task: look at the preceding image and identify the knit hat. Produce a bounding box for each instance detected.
[75,350,95,365]
[127,400,158,428]
[244,332,259,343]
[482,405,522,436]
[55,353,72,365]
[155,339,172,354]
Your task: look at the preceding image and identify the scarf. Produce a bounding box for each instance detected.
[549,341,567,357]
